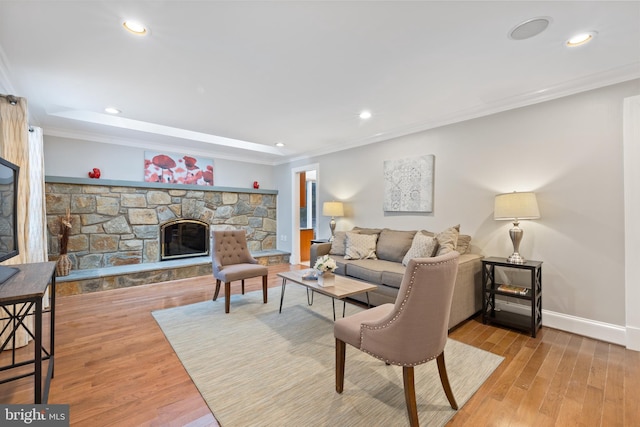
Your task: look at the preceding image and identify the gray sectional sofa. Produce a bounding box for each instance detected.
[310,226,483,330]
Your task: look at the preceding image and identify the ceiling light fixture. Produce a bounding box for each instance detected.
[359,111,372,120]
[275,142,285,147]
[104,107,121,114]
[566,31,597,47]
[508,17,552,40]
[123,20,148,36]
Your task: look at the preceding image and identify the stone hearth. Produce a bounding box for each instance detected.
[55,250,290,296]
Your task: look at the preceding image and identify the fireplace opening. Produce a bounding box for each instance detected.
[161,219,209,261]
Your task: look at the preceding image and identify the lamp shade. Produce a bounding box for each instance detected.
[494,192,540,220]
[322,201,344,217]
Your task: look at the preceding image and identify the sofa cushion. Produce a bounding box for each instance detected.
[380,262,407,289]
[402,233,438,266]
[435,225,460,255]
[376,229,416,263]
[342,258,396,285]
[344,232,378,260]
[352,227,382,236]
[328,254,347,276]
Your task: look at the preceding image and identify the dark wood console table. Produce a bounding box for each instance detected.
[0,262,56,403]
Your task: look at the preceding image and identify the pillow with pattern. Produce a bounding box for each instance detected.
[344,231,378,260]
[402,233,439,266]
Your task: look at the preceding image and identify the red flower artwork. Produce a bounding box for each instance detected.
[144,152,214,186]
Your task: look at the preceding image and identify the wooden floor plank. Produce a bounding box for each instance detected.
[624,347,640,425]
[602,343,625,426]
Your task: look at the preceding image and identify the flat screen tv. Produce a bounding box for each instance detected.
[0,156,19,283]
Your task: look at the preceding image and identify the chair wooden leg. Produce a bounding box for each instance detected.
[436,352,458,410]
[262,275,268,303]
[241,279,245,295]
[212,279,221,301]
[224,282,231,313]
[336,338,346,393]
[403,366,419,427]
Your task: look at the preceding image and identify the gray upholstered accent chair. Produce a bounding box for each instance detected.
[211,230,268,313]
[334,251,460,426]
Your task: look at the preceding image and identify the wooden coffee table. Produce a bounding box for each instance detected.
[278,270,377,320]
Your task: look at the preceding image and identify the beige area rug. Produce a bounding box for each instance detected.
[152,285,503,427]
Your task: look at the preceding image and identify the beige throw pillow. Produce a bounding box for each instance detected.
[402,233,438,266]
[344,232,378,260]
[435,225,460,256]
[456,234,472,255]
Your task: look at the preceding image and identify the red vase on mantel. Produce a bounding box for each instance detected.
[253,181,259,189]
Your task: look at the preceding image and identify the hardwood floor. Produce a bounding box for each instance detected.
[1,263,638,426]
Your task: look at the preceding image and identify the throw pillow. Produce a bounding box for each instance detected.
[456,234,472,255]
[344,232,378,260]
[435,225,460,256]
[329,231,350,256]
[402,233,439,266]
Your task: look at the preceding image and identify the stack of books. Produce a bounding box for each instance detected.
[497,284,529,295]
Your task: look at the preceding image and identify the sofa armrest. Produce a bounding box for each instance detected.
[448,253,483,329]
[310,242,332,266]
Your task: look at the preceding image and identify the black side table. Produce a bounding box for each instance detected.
[482,257,542,337]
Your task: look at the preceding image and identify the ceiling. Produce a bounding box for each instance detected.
[0,1,638,165]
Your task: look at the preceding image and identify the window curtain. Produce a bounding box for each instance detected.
[0,95,49,348]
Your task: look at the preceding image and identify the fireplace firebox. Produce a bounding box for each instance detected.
[161,219,209,261]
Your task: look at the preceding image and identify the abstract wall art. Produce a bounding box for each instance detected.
[144,151,214,186]
[383,155,434,212]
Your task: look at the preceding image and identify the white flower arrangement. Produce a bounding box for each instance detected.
[314,254,337,273]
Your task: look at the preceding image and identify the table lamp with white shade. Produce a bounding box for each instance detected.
[322,201,344,241]
[494,191,540,264]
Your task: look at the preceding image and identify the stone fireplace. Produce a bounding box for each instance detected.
[45,177,278,271]
[161,219,209,261]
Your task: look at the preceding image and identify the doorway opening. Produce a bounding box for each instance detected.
[291,164,319,265]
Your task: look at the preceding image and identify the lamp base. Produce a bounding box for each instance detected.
[329,217,336,242]
[507,252,525,264]
[507,221,525,264]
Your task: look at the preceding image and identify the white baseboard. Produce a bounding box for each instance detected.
[495,300,629,348]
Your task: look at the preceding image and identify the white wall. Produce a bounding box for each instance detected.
[276,79,640,338]
[43,135,276,189]
[624,95,640,350]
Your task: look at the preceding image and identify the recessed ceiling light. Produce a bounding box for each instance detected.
[104,107,121,114]
[359,111,372,120]
[123,20,148,36]
[566,31,597,47]
[275,142,285,147]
